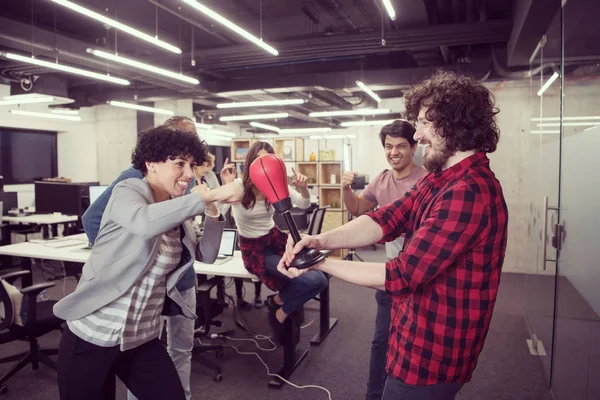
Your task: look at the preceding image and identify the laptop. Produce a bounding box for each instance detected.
[213,229,237,265]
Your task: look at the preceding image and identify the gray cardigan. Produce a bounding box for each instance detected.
[54,178,224,321]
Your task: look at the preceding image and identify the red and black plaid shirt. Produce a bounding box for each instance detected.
[366,152,508,385]
[238,227,288,292]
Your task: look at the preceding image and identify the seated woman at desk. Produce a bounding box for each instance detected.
[196,155,264,310]
[53,125,242,400]
[221,141,328,344]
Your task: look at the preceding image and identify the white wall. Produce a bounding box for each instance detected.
[94,105,137,184]
[0,84,98,206]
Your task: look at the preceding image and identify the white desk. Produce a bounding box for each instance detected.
[0,237,338,387]
[2,213,80,241]
[2,214,79,225]
[0,239,255,279]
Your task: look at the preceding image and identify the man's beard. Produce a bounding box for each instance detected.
[422,144,454,172]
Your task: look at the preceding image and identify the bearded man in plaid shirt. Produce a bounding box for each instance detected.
[278,70,509,400]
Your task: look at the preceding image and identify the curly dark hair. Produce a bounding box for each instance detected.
[404,70,500,153]
[242,141,274,210]
[379,119,416,147]
[131,125,208,174]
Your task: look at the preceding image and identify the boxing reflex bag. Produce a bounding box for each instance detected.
[249,154,326,269]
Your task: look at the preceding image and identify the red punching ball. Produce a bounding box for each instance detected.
[248,154,291,210]
[249,154,325,270]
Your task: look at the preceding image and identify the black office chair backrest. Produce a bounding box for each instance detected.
[308,206,329,235]
[0,279,15,331]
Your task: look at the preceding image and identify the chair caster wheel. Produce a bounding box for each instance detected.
[215,349,224,358]
[213,374,223,383]
[0,385,8,394]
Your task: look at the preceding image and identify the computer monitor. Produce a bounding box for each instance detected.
[34,181,84,215]
[217,229,237,257]
[0,192,18,215]
[89,185,108,206]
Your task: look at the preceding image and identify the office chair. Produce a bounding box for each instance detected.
[273,207,310,233]
[0,270,63,395]
[307,206,329,236]
[193,277,229,383]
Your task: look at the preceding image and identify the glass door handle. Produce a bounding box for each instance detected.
[542,197,559,269]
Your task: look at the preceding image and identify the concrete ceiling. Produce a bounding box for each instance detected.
[1,0,594,129]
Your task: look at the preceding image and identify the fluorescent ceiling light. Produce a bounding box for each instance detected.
[255,134,279,139]
[309,108,390,118]
[2,52,130,86]
[220,113,288,122]
[0,95,55,106]
[108,101,174,115]
[279,127,332,134]
[537,122,600,127]
[9,109,81,121]
[382,0,396,21]
[530,130,560,134]
[309,135,324,140]
[195,123,213,129]
[51,109,80,115]
[356,81,381,102]
[537,72,559,96]
[217,99,304,109]
[50,0,180,54]
[3,93,42,100]
[182,0,278,56]
[250,121,280,132]
[341,119,395,127]
[531,116,600,121]
[88,49,199,85]
[210,130,236,137]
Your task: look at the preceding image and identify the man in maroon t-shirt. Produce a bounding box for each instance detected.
[342,120,428,400]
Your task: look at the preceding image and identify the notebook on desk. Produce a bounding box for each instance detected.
[213,229,237,265]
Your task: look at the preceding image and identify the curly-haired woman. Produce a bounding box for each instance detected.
[54,125,242,400]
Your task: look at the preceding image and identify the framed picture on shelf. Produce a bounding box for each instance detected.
[235,147,249,161]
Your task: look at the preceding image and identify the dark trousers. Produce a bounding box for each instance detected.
[366,290,393,400]
[58,326,185,400]
[234,278,262,298]
[382,376,464,400]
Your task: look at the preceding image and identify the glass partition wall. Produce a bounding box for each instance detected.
[525,2,600,398]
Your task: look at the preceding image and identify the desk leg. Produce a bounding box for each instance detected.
[310,276,338,346]
[268,320,309,388]
[21,257,33,287]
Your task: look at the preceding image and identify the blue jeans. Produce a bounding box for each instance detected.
[263,253,328,315]
[382,376,464,400]
[366,290,393,400]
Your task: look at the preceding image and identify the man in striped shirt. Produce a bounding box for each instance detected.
[279,71,508,400]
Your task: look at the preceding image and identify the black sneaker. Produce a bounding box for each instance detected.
[253,298,264,309]
[236,298,253,311]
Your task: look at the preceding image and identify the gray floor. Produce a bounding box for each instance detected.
[1,247,555,400]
